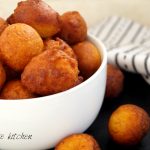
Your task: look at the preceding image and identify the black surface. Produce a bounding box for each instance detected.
[51,72,150,150]
[87,71,150,150]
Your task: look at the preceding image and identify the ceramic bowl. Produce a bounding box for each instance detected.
[0,34,107,150]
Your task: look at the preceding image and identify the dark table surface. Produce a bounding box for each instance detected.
[51,71,150,150]
[87,71,150,150]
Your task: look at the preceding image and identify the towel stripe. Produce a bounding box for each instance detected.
[89,16,150,83]
[115,21,134,45]
[132,54,138,73]
[130,25,143,43]
[124,46,140,53]
[95,17,111,37]
[115,53,120,67]
[103,17,121,42]
[144,53,150,76]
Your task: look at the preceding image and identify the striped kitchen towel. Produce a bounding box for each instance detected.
[89,16,150,84]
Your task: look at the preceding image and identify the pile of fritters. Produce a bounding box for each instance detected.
[0,0,101,99]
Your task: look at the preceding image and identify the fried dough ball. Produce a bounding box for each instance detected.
[44,38,59,50]
[0,80,35,99]
[0,23,43,71]
[108,104,150,145]
[7,0,60,38]
[73,41,101,78]
[105,64,124,98]
[60,11,87,45]
[0,63,6,90]
[44,38,76,59]
[0,17,8,35]
[55,134,101,150]
[21,49,79,95]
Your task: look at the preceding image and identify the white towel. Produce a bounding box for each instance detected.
[89,16,150,84]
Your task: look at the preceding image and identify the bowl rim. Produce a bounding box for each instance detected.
[0,33,107,102]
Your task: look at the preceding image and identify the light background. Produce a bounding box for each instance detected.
[0,0,150,27]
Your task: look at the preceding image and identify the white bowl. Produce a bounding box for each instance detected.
[0,34,107,150]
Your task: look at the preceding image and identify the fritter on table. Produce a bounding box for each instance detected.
[55,134,101,150]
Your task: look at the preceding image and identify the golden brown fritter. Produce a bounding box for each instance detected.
[105,64,124,98]
[0,23,43,71]
[73,41,101,79]
[44,38,59,50]
[59,11,87,45]
[21,49,79,95]
[108,104,150,145]
[44,37,76,59]
[55,134,101,150]
[0,62,6,90]
[7,0,61,38]
[0,80,35,99]
[0,17,8,35]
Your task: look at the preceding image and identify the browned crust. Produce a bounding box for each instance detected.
[73,41,101,79]
[105,64,124,98]
[55,133,101,150]
[21,49,79,95]
[7,0,61,38]
[60,11,87,44]
[108,104,150,145]
[0,23,44,71]
[0,17,8,35]
[44,37,77,59]
[0,80,35,99]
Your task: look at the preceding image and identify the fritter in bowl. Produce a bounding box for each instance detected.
[44,37,76,59]
[0,23,43,71]
[21,49,79,95]
[7,0,61,38]
[73,41,101,79]
[0,80,35,100]
[59,11,87,45]
[0,17,8,35]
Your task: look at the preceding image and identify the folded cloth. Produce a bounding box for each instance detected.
[89,16,150,84]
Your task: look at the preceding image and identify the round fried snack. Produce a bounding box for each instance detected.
[73,41,101,78]
[0,17,8,35]
[0,23,43,71]
[7,0,60,38]
[0,63,6,90]
[44,38,59,50]
[21,49,79,95]
[108,104,150,145]
[0,80,35,100]
[55,134,101,150]
[44,37,76,59]
[105,64,124,98]
[60,11,87,45]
